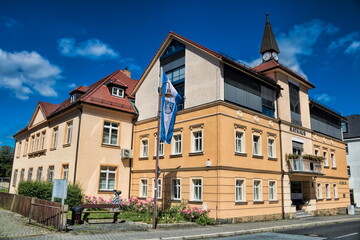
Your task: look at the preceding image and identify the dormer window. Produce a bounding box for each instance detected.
[70,94,76,103]
[112,87,124,98]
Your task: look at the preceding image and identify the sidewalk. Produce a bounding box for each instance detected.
[1,208,359,240]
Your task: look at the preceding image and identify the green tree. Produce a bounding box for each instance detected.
[0,145,14,177]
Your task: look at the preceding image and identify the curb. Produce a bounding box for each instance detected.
[148,217,360,240]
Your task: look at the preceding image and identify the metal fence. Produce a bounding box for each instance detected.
[0,192,68,231]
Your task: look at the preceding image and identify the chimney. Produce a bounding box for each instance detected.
[122,67,131,78]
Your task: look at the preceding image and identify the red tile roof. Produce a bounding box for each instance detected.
[38,101,60,117]
[252,60,315,88]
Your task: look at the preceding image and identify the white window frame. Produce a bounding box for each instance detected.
[52,127,58,149]
[191,178,203,202]
[139,178,148,198]
[171,178,182,200]
[41,131,46,150]
[20,169,25,182]
[16,141,22,157]
[24,139,28,155]
[252,134,262,156]
[62,164,69,180]
[70,94,76,103]
[253,180,262,201]
[317,183,322,199]
[333,184,338,198]
[191,130,203,153]
[12,169,18,186]
[267,137,276,158]
[65,121,73,145]
[172,133,182,155]
[152,178,162,199]
[154,135,164,156]
[325,183,330,199]
[330,152,336,168]
[102,121,119,146]
[99,166,117,191]
[47,166,55,182]
[35,133,40,151]
[235,131,245,154]
[235,178,246,202]
[28,168,33,180]
[323,150,328,166]
[140,139,149,157]
[36,167,43,181]
[269,180,277,201]
[31,135,35,152]
[112,86,125,98]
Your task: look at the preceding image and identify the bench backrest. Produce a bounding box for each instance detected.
[80,204,121,208]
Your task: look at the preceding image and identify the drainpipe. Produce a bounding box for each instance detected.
[128,116,137,200]
[73,103,83,184]
[275,71,286,220]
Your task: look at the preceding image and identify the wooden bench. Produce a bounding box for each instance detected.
[79,204,123,224]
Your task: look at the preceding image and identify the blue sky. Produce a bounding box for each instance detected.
[1,0,359,147]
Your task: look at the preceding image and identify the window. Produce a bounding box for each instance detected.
[317,183,322,199]
[325,184,330,199]
[12,170,18,186]
[191,178,202,201]
[47,166,54,182]
[235,131,244,153]
[173,134,182,154]
[235,179,245,202]
[152,178,162,199]
[269,181,276,200]
[347,166,351,177]
[70,94,76,103]
[36,167,43,181]
[112,87,124,98]
[314,148,319,156]
[31,135,35,152]
[323,151,328,166]
[52,127,59,149]
[41,131,46,150]
[140,139,149,157]
[62,164,69,180]
[346,144,349,155]
[99,166,116,191]
[102,121,119,145]
[268,138,275,158]
[35,133,40,151]
[171,179,181,200]
[28,168,33,180]
[65,121,73,144]
[253,135,261,156]
[154,136,164,156]
[253,180,262,201]
[140,179,148,198]
[24,139,28,155]
[331,152,336,168]
[20,169,25,182]
[16,141,22,157]
[166,66,185,110]
[192,131,203,153]
[289,82,301,125]
[333,184,338,198]
[341,121,348,133]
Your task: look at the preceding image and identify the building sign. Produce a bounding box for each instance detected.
[290,126,306,136]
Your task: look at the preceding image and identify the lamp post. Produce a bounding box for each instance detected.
[152,81,174,229]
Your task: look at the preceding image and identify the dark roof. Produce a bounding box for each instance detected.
[252,60,315,89]
[343,115,360,139]
[260,13,280,54]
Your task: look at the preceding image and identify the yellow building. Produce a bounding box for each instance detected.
[10,69,137,199]
[131,19,349,221]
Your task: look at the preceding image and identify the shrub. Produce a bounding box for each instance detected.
[65,183,84,208]
[17,180,53,200]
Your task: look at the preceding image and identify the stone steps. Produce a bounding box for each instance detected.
[295,210,314,219]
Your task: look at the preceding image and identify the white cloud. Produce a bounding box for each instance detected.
[246,19,337,78]
[328,32,360,54]
[2,17,22,29]
[58,38,119,60]
[0,49,61,100]
[119,57,142,73]
[68,83,76,88]
[314,93,336,105]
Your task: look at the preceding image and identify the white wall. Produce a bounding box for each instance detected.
[347,138,360,205]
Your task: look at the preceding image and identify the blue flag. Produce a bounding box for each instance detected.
[160,71,182,144]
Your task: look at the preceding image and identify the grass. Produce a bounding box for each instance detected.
[0,188,8,193]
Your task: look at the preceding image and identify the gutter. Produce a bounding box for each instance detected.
[73,103,83,184]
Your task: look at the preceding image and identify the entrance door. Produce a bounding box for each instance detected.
[291,181,303,209]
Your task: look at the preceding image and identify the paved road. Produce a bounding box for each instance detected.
[216,221,360,240]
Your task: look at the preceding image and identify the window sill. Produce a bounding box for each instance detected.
[101,144,120,149]
[326,198,332,201]
[50,147,56,151]
[331,167,337,170]
[252,155,263,159]
[268,157,278,161]
[139,157,148,160]
[317,198,323,201]
[170,154,183,158]
[153,156,164,160]
[63,143,71,148]
[138,196,147,199]
[188,200,203,203]
[235,152,247,157]
[28,149,47,157]
[189,152,204,156]
[235,201,248,205]
[171,199,182,202]
[269,200,279,203]
[323,166,329,168]
[98,190,115,194]
[253,200,264,204]
[22,155,27,157]
[334,198,339,200]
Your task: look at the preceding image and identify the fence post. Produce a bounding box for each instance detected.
[60,204,68,231]
[28,198,35,224]
[10,194,16,212]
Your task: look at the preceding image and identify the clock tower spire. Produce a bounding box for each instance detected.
[260,13,280,62]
